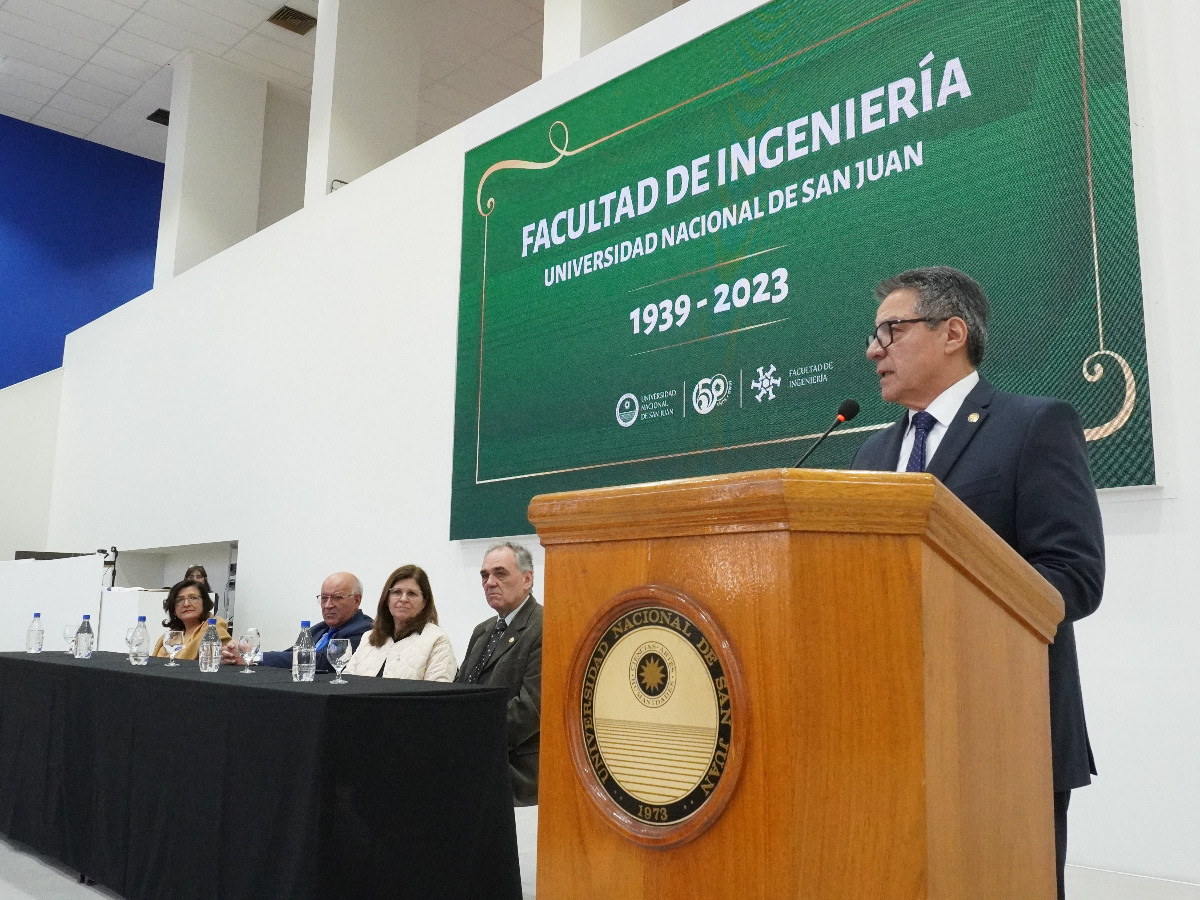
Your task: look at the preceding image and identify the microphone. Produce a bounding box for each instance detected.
[792,399,860,468]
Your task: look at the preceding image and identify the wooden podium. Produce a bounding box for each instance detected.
[528,469,1063,900]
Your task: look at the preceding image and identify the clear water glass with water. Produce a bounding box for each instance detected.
[164,630,185,666]
[238,631,260,674]
[327,638,352,684]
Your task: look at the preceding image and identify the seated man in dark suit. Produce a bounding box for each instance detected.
[851,267,1104,900]
[455,542,543,807]
[220,571,372,672]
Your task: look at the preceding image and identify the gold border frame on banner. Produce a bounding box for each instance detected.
[469,0,1135,485]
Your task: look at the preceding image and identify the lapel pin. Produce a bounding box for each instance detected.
[968,412,980,423]
[508,636,515,643]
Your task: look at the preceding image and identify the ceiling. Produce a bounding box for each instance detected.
[0,0,543,162]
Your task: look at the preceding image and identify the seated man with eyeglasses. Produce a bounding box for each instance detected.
[220,571,372,672]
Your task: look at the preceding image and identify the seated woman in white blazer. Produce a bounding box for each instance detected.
[344,564,456,681]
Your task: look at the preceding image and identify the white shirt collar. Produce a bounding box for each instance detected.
[502,594,532,626]
[908,369,979,429]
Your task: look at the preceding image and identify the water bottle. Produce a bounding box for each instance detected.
[25,613,44,653]
[292,621,315,682]
[198,619,221,673]
[75,615,94,659]
[291,621,308,679]
[130,616,150,666]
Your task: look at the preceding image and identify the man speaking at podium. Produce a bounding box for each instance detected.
[851,267,1104,900]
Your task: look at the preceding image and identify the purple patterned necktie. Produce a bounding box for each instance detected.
[905,411,937,472]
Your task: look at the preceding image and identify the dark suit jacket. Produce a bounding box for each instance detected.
[455,596,543,806]
[851,376,1104,791]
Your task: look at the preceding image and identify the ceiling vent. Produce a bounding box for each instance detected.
[146,108,170,126]
[268,6,317,35]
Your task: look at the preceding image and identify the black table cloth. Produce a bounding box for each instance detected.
[0,652,522,900]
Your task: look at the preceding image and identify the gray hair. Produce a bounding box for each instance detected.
[874,266,989,366]
[486,541,534,574]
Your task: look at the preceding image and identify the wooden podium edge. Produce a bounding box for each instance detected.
[922,480,1063,644]
[529,469,1063,644]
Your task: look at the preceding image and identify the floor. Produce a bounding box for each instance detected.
[2,823,1198,900]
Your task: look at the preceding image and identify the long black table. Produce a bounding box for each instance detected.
[0,652,522,900]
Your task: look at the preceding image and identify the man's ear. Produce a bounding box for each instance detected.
[944,316,969,355]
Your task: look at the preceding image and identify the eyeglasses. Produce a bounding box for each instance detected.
[867,317,944,349]
[388,587,423,599]
[317,593,354,603]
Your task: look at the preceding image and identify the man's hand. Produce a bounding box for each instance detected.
[221,642,248,666]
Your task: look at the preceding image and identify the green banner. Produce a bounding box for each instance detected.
[451,0,1150,540]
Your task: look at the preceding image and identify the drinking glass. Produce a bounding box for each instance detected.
[63,624,75,656]
[125,628,135,661]
[238,632,260,674]
[164,630,185,666]
[245,627,262,663]
[327,638,352,684]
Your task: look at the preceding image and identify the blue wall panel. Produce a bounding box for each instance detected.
[0,114,164,391]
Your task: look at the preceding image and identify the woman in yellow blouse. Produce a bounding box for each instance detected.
[151,579,231,659]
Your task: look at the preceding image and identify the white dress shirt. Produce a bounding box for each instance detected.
[503,594,532,626]
[895,369,980,472]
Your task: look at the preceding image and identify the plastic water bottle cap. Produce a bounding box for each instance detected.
[301,621,311,628]
[33,613,40,618]
[208,618,217,624]
[82,615,90,620]
[137,615,146,621]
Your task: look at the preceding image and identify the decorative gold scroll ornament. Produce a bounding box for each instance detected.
[1081,351,1135,441]
[1075,0,1135,443]
[473,0,924,219]
[476,121,580,218]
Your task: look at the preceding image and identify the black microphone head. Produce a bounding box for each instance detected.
[837,399,860,422]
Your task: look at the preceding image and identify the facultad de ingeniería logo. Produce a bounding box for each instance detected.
[751,365,781,402]
[691,375,729,415]
[616,393,639,427]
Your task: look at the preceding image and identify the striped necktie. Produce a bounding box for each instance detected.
[466,619,507,684]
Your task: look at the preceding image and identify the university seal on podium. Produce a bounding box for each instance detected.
[566,585,745,847]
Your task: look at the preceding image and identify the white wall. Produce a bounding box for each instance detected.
[1068,0,1200,882]
[154,52,268,284]
[258,84,311,232]
[114,553,165,592]
[0,555,104,652]
[116,542,233,594]
[47,119,517,662]
[27,0,1200,884]
[0,369,63,560]
[304,0,420,203]
[543,0,673,75]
